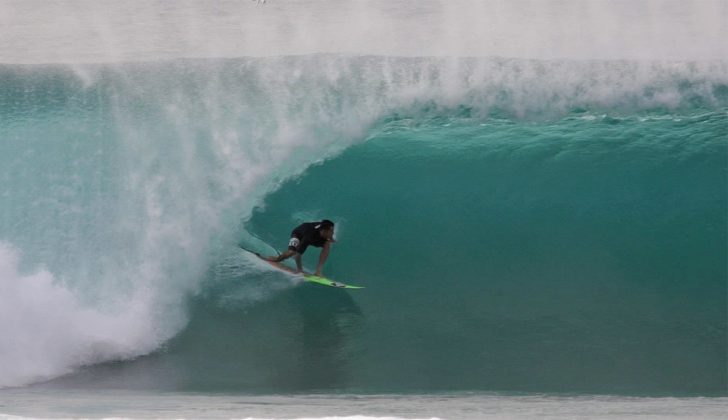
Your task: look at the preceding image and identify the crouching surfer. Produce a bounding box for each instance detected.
[266,219,335,277]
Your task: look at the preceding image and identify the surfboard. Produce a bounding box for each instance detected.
[240,246,364,289]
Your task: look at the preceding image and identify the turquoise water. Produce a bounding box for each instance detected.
[242,114,727,395]
[0,3,727,415]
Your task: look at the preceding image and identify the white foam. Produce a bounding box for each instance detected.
[0,242,168,387]
[2,393,728,420]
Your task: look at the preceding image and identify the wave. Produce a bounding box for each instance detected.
[0,55,726,390]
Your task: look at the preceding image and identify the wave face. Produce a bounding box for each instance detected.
[243,110,727,395]
[0,0,727,395]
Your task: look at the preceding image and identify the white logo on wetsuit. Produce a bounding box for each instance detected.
[289,237,300,248]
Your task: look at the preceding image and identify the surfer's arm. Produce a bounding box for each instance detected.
[315,241,332,276]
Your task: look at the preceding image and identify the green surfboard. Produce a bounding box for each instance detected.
[240,246,364,289]
[300,274,364,289]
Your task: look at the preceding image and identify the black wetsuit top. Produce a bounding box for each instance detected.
[289,222,328,254]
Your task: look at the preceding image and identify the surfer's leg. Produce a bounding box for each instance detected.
[269,249,295,262]
[294,253,303,272]
[269,235,302,262]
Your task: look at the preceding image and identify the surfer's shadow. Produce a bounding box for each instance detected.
[279,286,364,390]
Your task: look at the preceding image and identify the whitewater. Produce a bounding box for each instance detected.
[0,0,726,418]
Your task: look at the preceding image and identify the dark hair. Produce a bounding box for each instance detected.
[320,219,335,229]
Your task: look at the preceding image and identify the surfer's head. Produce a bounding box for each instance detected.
[318,219,335,240]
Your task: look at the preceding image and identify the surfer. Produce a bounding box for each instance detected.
[266,220,336,276]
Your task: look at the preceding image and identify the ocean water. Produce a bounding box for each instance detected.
[1,0,727,418]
